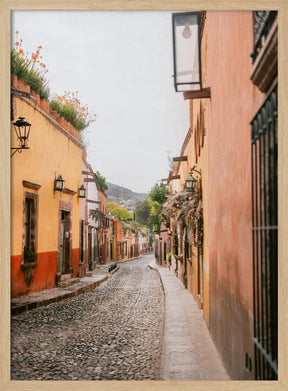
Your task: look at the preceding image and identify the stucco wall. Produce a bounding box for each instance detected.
[205,11,264,378]
[11,94,83,296]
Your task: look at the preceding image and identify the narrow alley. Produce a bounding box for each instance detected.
[5,9,279,385]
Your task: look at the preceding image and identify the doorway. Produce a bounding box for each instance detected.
[88,228,92,271]
[59,211,71,275]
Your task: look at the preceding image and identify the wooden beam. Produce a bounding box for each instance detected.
[183,87,211,100]
[161,178,169,182]
[170,175,180,180]
[82,170,93,176]
[84,178,97,183]
[173,156,188,162]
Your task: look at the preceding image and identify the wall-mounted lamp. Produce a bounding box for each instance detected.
[172,12,211,99]
[185,167,201,192]
[172,12,202,92]
[185,172,197,192]
[54,175,65,191]
[78,184,86,198]
[11,116,32,157]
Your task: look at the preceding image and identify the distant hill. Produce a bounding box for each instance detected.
[106,182,146,211]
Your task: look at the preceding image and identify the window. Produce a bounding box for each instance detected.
[23,193,38,263]
[251,84,278,379]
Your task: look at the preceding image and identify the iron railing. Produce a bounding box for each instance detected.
[251,11,277,64]
[251,83,278,379]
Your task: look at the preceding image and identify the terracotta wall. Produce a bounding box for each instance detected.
[113,219,122,261]
[205,11,264,379]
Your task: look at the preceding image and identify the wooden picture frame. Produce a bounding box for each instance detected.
[1,1,287,390]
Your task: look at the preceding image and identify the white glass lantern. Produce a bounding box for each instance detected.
[172,12,202,92]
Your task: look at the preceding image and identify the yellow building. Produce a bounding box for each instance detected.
[11,79,84,297]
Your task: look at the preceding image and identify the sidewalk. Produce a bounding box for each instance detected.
[11,256,140,315]
[149,260,230,381]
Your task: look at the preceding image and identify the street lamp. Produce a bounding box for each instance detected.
[11,116,32,157]
[54,175,65,191]
[172,12,202,92]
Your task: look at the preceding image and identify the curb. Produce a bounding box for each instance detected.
[117,255,141,264]
[148,262,165,291]
[12,272,115,316]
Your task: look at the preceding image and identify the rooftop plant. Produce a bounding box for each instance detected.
[11,32,96,133]
[50,91,96,131]
[11,32,50,100]
[96,171,108,191]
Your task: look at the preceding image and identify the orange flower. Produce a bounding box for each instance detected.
[15,42,19,46]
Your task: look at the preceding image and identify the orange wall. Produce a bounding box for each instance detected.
[206,11,264,312]
[11,94,83,296]
[11,252,57,297]
[113,219,122,260]
[205,11,264,378]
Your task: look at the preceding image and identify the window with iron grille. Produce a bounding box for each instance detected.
[251,83,278,380]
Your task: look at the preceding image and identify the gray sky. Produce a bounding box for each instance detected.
[12,11,189,193]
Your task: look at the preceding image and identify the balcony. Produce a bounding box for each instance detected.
[250,11,278,93]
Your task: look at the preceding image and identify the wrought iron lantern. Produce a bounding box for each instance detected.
[172,12,202,92]
[78,184,86,198]
[185,172,197,192]
[11,116,32,157]
[54,175,65,191]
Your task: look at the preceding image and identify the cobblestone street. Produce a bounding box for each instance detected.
[11,256,164,380]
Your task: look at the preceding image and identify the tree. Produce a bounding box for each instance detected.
[107,202,133,221]
[149,183,168,204]
[96,171,108,191]
[148,183,168,233]
[135,198,151,226]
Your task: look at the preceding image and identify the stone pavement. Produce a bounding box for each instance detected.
[11,255,164,380]
[11,256,140,315]
[149,260,230,381]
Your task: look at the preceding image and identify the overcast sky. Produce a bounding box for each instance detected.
[12,11,189,193]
